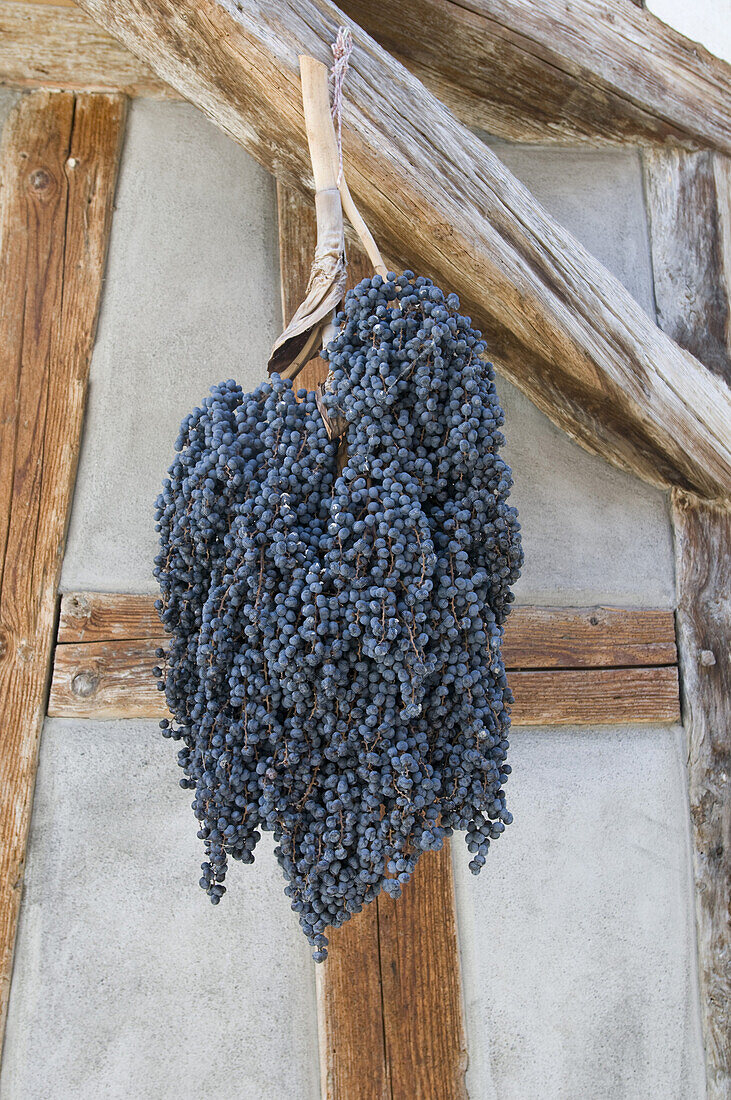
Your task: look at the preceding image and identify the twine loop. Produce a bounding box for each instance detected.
[330,26,353,186]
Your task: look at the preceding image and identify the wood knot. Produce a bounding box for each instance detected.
[589,615,599,626]
[29,168,52,192]
[699,649,716,667]
[71,670,99,698]
[69,594,90,618]
[0,631,7,661]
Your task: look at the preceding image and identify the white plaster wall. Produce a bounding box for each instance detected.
[2,98,702,1099]
[0,721,321,1100]
[61,98,281,594]
[453,726,705,1099]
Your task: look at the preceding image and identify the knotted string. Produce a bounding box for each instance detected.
[330,26,353,186]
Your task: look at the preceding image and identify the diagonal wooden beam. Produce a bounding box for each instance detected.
[0,89,125,1050]
[0,0,175,97]
[69,0,731,502]
[339,0,731,152]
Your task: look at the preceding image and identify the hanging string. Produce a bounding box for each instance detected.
[329,26,353,186]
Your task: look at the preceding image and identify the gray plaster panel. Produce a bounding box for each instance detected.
[503,381,675,607]
[488,144,656,318]
[1,719,320,1100]
[61,98,281,594]
[484,144,674,606]
[0,88,20,132]
[453,725,705,1100]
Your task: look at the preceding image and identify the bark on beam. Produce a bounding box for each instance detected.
[339,0,731,151]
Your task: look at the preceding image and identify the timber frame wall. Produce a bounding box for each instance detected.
[0,1,728,1097]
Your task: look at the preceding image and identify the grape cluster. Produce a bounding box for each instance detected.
[154,272,522,960]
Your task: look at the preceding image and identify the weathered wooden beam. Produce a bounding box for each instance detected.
[0,0,174,97]
[643,149,731,386]
[57,591,679,666]
[294,180,466,1100]
[377,846,468,1100]
[69,0,731,501]
[47,637,680,723]
[0,90,125,1047]
[645,147,731,1100]
[2,0,727,157]
[277,178,392,1100]
[340,0,731,151]
[671,492,730,1100]
[57,591,165,643]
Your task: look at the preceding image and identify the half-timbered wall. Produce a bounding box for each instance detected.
[0,98,706,1098]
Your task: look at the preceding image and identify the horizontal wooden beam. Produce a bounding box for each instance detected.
[340,0,731,152]
[65,0,731,501]
[57,591,678,665]
[0,0,174,97]
[57,590,165,643]
[48,597,681,725]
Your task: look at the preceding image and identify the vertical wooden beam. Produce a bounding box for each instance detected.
[671,492,730,1100]
[378,847,468,1100]
[278,182,391,1100]
[643,149,731,384]
[644,151,731,1099]
[277,183,468,1099]
[0,90,125,1047]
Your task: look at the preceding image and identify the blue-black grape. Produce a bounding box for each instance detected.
[153,272,522,959]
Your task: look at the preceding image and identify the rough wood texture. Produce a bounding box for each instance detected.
[646,146,731,1099]
[71,0,731,501]
[340,0,731,150]
[502,605,677,668]
[512,666,679,724]
[47,639,680,724]
[644,149,731,386]
[4,0,728,154]
[378,847,468,1100]
[57,592,678,666]
[0,0,175,97]
[316,903,390,1100]
[0,90,125,1045]
[672,492,730,1100]
[57,591,165,643]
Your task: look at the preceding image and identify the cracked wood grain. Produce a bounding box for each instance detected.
[0,89,125,1050]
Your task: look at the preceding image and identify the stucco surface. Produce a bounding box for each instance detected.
[61,98,281,594]
[453,724,705,1100]
[61,102,674,606]
[0,87,20,130]
[488,145,674,607]
[0,720,321,1100]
